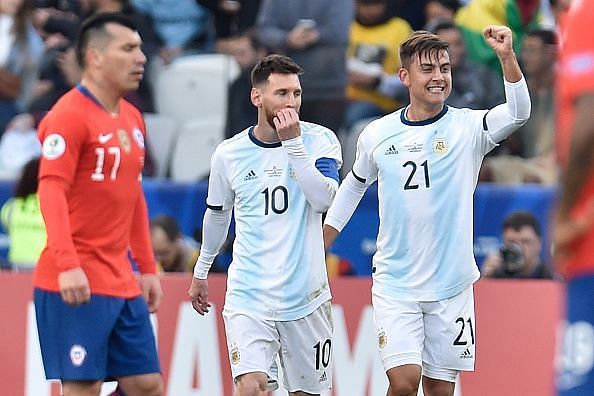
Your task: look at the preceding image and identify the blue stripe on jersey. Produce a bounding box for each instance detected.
[76,83,105,109]
[248,126,282,148]
[315,157,339,182]
[400,105,448,126]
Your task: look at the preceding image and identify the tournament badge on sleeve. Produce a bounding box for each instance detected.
[117,129,131,153]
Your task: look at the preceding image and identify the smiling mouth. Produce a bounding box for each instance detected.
[428,87,445,93]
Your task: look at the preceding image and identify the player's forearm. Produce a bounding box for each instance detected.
[193,208,232,279]
[130,191,157,275]
[485,77,531,142]
[558,94,594,217]
[38,176,80,271]
[323,224,340,250]
[324,172,367,234]
[282,136,338,213]
[498,51,523,83]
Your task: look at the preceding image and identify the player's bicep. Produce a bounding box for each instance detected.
[39,112,86,185]
[351,133,377,185]
[206,148,234,210]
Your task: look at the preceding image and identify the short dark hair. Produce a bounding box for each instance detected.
[525,28,557,46]
[15,157,40,198]
[400,30,449,69]
[250,54,303,87]
[502,211,542,237]
[150,214,182,242]
[76,12,137,67]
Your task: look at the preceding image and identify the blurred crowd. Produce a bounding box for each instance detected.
[0,0,564,275]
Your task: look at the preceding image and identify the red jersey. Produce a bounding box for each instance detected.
[34,86,156,297]
[556,0,594,278]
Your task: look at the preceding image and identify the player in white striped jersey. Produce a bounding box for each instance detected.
[188,55,342,396]
[324,27,530,396]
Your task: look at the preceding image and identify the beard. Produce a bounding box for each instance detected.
[265,107,277,131]
[264,107,300,130]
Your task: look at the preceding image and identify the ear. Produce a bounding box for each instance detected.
[251,87,262,108]
[398,67,410,88]
[86,47,102,68]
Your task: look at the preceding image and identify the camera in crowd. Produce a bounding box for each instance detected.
[499,242,524,273]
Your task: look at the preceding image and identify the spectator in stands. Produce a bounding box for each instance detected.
[481,211,556,279]
[29,1,85,112]
[222,30,267,138]
[0,157,45,271]
[432,20,504,109]
[31,0,82,42]
[256,0,353,133]
[150,214,200,272]
[455,0,540,73]
[0,0,43,134]
[424,0,461,27]
[198,0,261,40]
[131,0,213,65]
[0,113,40,178]
[386,0,427,30]
[343,0,411,130]
[481,29,558,184]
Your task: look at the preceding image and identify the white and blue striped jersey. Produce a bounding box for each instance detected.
[207,122,342,320]
[353,105,496,301]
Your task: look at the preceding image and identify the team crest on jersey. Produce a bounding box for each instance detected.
[433,138,448,154]
[264,166,283,177]
[230,346,241,365]
[42,133,66,160]
[378,330,387,349]
[132,127,144,149]
[69,344,87,367]
[117,129,131,153]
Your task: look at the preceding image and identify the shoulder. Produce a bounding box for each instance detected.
[360,109,403,140]
[39,91,88,136]
[300,121,339,144]
[447,106,487,121]
[215,129,250,156]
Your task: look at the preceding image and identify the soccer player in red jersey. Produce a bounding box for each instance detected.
[554,1,594,394]
[33,13,163,396]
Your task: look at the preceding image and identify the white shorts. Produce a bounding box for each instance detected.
[372,286,476,382]
[222,301,333,394]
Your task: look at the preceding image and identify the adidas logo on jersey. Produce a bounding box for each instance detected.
[459,348,473,359]
[319,371,328,383]
[243,170,258,181]
[384,145,399,155]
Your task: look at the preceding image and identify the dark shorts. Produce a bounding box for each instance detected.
[34,289,160,381]
[557,274,594,396]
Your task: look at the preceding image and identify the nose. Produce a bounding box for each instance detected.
[432,68,443,80]
[137,48,147,65]
[285,94,297,108]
